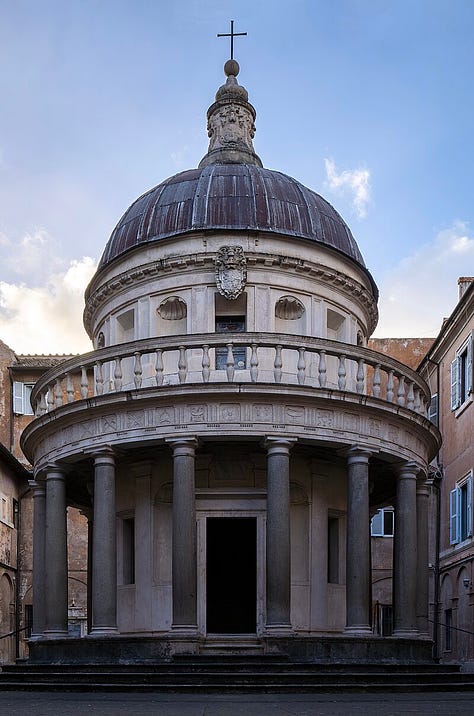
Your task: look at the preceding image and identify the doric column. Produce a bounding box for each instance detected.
[29,479,46,639]
[393,461,419,637]
[91,450,118,635]
[265,437,296,631]
[168,438,198,631]
[44,464,68,638]
[345,447,372,635]
[416,471,430,635]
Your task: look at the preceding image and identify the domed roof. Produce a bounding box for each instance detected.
[98,163,366,270]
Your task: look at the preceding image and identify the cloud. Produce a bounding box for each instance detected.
[0,256,96,354]
[324,158,371,219]
[374,221,474,337]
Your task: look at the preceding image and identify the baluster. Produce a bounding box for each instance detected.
[338,355,346,390]
[47,386,53,412]
[37,392,47,416]
[155,349,164,386]
[274,345,283,384]
[133,352,142,389]
[95,360,104,395]
[226,343,235,383]
[407,381,415,410]
[420,395,428,417]
[66,373,74,403]
[373,364,381,398]
[114,357,123,391]
[250,344,259,383]
[55,378,63,407]
[178,346,187,384]
[318,350,327,388]
[356,358,365,394]
[414,387,421,413]
[397,375,406,406]
[387,370,394,402]
[202,345,210,383]
[297,347,306,385]
[80,366,88,399]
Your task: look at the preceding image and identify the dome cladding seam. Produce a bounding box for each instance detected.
[97,164,368,275]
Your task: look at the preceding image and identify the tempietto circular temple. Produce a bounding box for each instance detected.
[23,56,441,664]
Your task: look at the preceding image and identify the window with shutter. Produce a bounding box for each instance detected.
[451,333,474,411]
[13,382,24,414]
[450,474,473,545]
[12,382,35,415]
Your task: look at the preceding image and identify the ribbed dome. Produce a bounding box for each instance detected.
[98,164,366,270]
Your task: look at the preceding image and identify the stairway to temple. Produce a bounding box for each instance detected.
[1,657,474,692]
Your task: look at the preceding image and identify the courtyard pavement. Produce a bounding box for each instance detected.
[0,691,474,715]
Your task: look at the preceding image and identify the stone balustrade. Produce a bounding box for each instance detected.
[30,333,430,418]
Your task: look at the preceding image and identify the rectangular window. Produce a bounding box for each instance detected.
[215,315,247,369]
[371,508,394,537]
[122,517,135,585]
[445,608,452,651]
[381,605,393,636]
[451,333,473,410]
[13,381,35,415]
[116,309,135,343]
[24,604,33,639]
[450,473,473,544]
[428,393,438,426]
[327,515,340,584]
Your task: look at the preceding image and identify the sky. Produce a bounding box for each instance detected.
[0,0,473,354]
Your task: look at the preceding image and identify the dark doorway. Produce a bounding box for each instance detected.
[206,517,257,633]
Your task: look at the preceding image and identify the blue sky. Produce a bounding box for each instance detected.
[0,0,473,352]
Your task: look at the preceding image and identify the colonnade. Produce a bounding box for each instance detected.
[29,440,430,640]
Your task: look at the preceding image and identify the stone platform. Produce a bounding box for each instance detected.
[27,634,434,665]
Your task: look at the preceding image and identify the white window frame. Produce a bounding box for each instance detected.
[451,333,473,411]
[428,393,439,426]
[371,507,394,537]
[450,472,473,545]
[12,381,35,416]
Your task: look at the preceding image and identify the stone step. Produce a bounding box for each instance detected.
[1,661,473,693]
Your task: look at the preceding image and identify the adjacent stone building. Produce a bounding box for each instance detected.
[0,343,88,661]
[21,59,441,664]
[419,278,474,667]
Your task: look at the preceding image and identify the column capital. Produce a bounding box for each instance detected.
[44,463,67,481]
[84,446,115,465]
[263,437,297,455]
[166,437,199,457]
[92,450,116,468]
[28,479,46,496]
[396,460,421,480]
[346,446,373,466]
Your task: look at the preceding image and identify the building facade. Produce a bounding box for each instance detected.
[22,59,441,663]
[419,278,474,667]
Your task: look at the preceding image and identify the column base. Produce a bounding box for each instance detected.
[393,628,419,638]
[89,627,119,636]
[344,625,372,636]
[172,624,198,634]
[43,629,68,639]
[264,622,293,636]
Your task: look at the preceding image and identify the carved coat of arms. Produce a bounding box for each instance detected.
[215,246,247,299]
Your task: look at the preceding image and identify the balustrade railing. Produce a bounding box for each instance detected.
[30,333,430,418]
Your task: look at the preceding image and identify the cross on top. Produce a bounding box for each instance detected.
[217,20,247,60]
